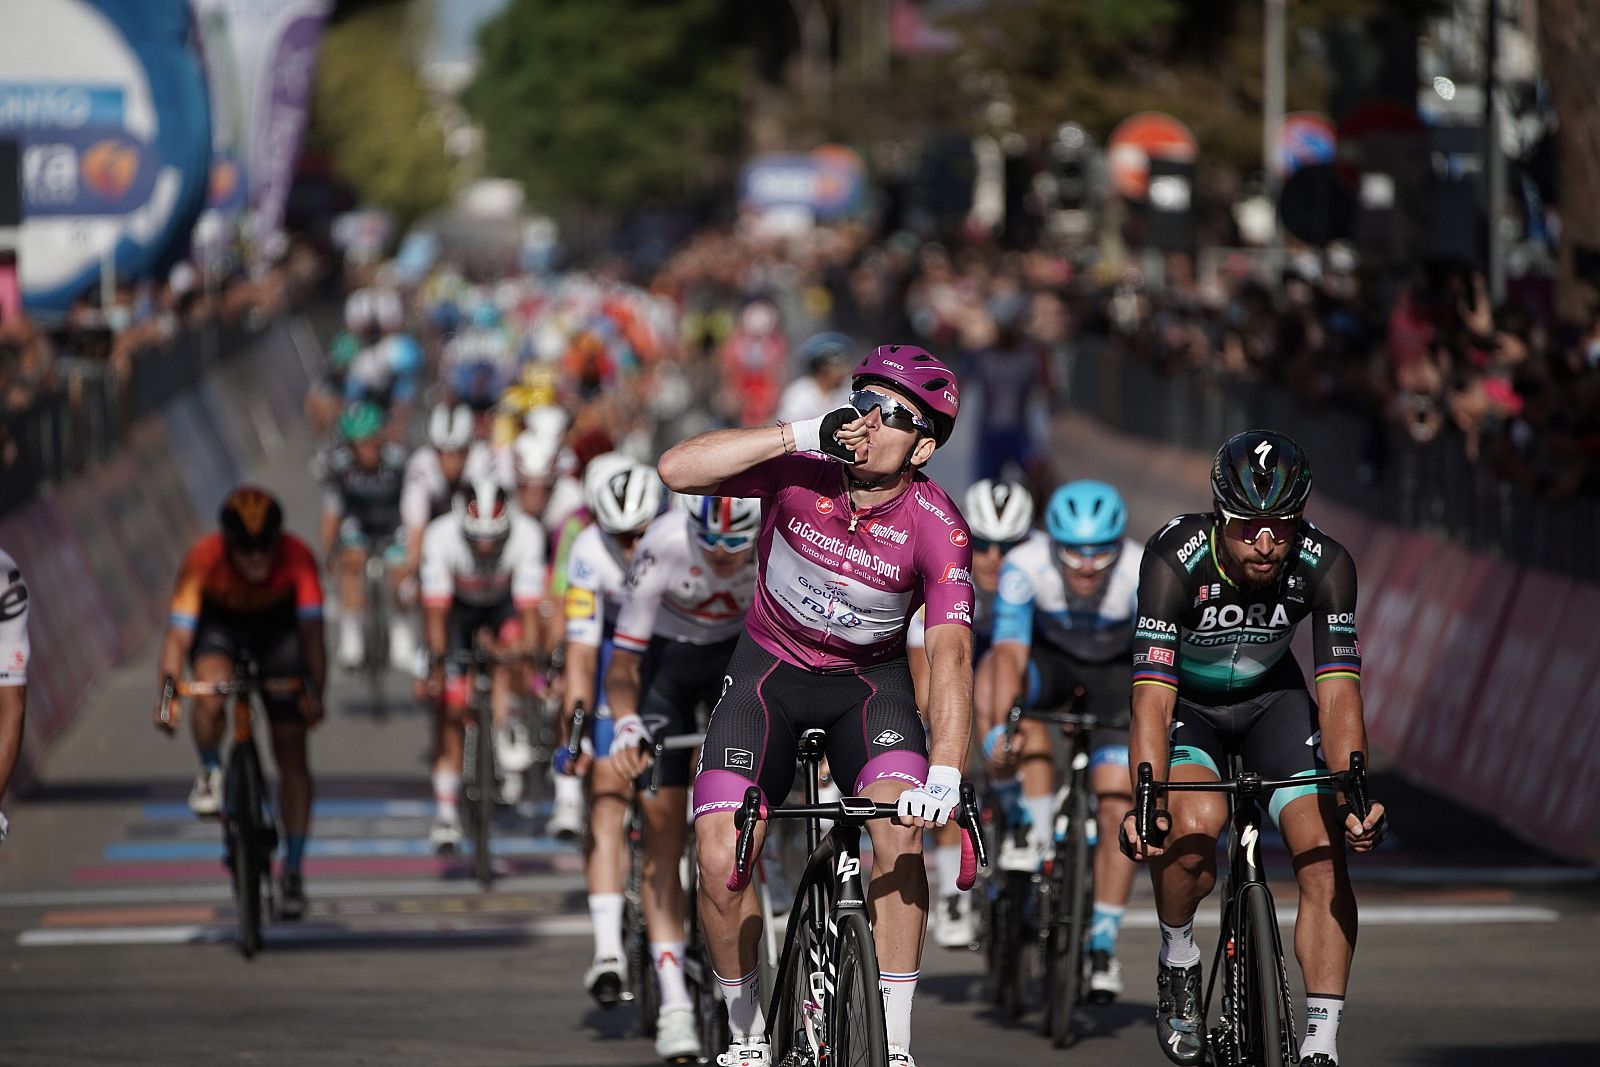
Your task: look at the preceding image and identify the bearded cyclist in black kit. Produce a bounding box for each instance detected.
[1121,430,1388,1067]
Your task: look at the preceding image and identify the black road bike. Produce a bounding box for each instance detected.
[1131,752,1374,1067]
[161,652,301,959]
[728,728,988,1067]
[438,642,543,888]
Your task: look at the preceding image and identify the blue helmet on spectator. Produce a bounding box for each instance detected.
[1045,480,1127,547]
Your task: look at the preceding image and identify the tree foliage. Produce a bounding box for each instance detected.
[464,0,744,215]
[309,1,453,228]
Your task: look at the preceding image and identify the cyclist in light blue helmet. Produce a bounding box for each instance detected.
[983,478,1143,1002]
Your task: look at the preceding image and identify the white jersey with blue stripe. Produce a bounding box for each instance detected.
[993,533,1142,664]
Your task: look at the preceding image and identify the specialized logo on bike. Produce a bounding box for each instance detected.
[872,730,903,747]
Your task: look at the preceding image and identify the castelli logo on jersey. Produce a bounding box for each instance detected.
[816,496,835,515]
[949,528,968,547]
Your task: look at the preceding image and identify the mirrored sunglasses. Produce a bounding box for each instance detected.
[1220,510,1300,545]
[848,389,931,436]
[1056,542,1121,572]
[695,530,756,552]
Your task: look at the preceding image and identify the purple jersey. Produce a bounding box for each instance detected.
[719,454,975,672]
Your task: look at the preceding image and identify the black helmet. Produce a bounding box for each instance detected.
[219,486,284,552]
[1211,430,1313,517]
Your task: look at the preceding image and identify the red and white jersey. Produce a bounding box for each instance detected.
[613,511,756,653]
[0,551,29,685]
[420,511,546,609]
[401,443,496,532]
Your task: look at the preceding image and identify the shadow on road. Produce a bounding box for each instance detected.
[23,774,435,804]
[1407,1042,1596,1066]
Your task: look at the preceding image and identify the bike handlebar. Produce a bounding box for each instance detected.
[1001,696,1110,758]
[158,674,303,728]
[1132,753,1372,850]
[726,782,988,894]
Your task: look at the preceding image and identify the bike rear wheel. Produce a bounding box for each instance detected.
[830,911,888,1067]
[624,892,658,1030]
[1000,870,1033,1019]
[364,563,389,711]
[1240,882,1292,1067]
[226,743,268,959]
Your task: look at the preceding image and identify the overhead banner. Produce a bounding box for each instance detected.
[0,0,212,313]
[197,0,331,244]
[740,145,868,223]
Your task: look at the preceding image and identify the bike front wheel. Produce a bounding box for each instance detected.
[770,886,824,1065]
[1241,882,1292,1067]
[226,744,268,959]
[465,705,496,887]
[1045,794,1093,1046]
[830,911,888,1067]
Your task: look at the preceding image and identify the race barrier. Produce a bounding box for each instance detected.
[1,313,319,794]
[1053,413,1600,863]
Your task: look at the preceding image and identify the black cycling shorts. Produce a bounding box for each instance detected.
[635,634,739,790]
[691,633,929,821]
[446,598,521,666]
[1168,685,1332,825]
[190,611,305,723]
[1025,646,1132,768]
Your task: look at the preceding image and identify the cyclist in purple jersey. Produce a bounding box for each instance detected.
[660,345,975,1067]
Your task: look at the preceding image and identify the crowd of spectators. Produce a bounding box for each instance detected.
[646,221,1600,505]
[0,237,332,511]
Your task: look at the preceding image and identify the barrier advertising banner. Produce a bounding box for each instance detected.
[0,0,212,312]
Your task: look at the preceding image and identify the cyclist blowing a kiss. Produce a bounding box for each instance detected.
[659,345,975,1067]
[1121,430,1388,1067]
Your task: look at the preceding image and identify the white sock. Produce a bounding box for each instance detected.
[340,614,361,646]
[1159,916,1201,968]
[554,773,582,807]
[933,844,962,897]
[880,969,918,1052]
[1300,994,1344,1062]
[715,967,766,1040]
[432,771,460,821]
[652,940,691,1012]
[588,893,624,962]
[1023,793,1055,847]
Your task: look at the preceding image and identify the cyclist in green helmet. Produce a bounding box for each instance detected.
[319,401,410,670]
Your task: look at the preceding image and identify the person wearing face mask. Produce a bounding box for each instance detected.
[980,480,1143,1000]
[604,493,761,1062]
[1121,430,1388,1067]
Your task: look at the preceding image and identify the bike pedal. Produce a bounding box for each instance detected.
[589,973,624,1008]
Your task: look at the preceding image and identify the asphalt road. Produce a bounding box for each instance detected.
[1,433,1597,1067]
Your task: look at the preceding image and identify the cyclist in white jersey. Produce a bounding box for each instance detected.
[0,551,29,843]
[986,480,1143,999]
[606,494,760,1062]
[417,480,546,851]
[907,479,1034,949]
[553,454,666,1006]
[397,405,496,661]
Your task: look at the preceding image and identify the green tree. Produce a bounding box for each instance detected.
[309,1,453,228]
[464,0,744,214]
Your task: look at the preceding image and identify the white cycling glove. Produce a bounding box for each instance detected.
[788,405,862,463]
[896,764,962,826]
[609,715,652,761]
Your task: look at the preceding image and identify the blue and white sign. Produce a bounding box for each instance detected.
[0,1,212,313]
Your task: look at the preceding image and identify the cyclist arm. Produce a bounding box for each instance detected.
[418,521,454,685]
[1127,547,1186,800]
[1309,548,1385,846]
[607,539,665,724]
[510,524,548,659]
[318,488,343,562]
[558,562,605,753]
[289,541,328,718]
[0,570,28,795]
[988,559,1036,716]
[923,622,974,772]
[657,426,789,495]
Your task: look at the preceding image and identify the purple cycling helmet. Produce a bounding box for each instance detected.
[852,344,961,446]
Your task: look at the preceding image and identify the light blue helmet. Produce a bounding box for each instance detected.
[1045,480,1127,547]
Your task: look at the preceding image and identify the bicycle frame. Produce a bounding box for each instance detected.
[1135,752,1372,1067]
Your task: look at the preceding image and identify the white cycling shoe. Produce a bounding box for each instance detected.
[496,720,536,773]
[716,1037,771,1066]
[933,892,977,949]
[654,1006,703,1063]
[388,620,417,672]
[584,956,625,1008]
[429,814,462,854]
[187,768,224,817]
[548,789,585,841]
[336,627,364,670]
[887,1047,917,1066]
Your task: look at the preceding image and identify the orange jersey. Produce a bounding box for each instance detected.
[167,533,323,630]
